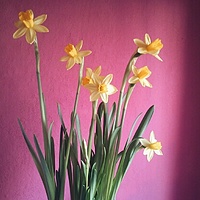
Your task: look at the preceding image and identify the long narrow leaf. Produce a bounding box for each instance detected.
[18,119,46,190]
[34,135,55,200]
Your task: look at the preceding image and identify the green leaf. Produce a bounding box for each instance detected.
[89,163,97,200]
[34,135,55,200]
[18,119,46,190]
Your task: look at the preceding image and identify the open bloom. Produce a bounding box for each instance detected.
[13,10,49,44]
[82,66,103,86]
[60,40,92,70]
[84,73,117,103]
[139,131,163,162]
[128,66,152,88]
[134,33,163,61]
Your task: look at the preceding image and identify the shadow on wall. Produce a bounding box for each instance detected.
[173,1,200,199]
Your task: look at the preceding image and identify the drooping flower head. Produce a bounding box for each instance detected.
[128,65,152,88]
[60,40,92,70]
[83,72,118,103]
[134,33,163,61]
[13,10,49,44]
[139,131,163,162]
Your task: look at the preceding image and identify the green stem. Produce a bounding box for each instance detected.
[33,38,55,199]
[115,52,140,128]
[59,58,84,200]
[34,38,51,168]
[86,100,98,188]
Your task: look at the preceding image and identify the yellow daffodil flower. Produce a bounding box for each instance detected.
[84,74,117,103]
[128,65,152,88]
[13,10,49,44]
[139,131,163,162]
[134,33,163,61]
[60,40,92,70]
[82,66,103,86]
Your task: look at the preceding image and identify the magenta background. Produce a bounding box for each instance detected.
[1,0,200,199]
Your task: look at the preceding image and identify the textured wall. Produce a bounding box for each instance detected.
[0,0,200,199]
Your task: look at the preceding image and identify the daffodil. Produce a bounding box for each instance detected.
[13,10,49,44]
[82,66,103,86]
[139,131,163,162]
[134,33,163,61]
[60,40,92,70]
[84,74,117,103]
[128,65,152,88]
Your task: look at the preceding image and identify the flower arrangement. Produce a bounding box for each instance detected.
[13,10,163,200]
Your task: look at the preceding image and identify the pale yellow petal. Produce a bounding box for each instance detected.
[25,29,36,44]
[143,147,150,155]
[78,50,92,57]
[13,27,27,39]
[140,79,152,88]
[145,33,151,45]
[84,84,98,91]
[90,91,100,101]
[103,74,113,85]
[155,150,163,155]
[66,58,75,70]
[86,68,93,77]
[74,56,82,64]
[34,14,47,25]
[94,66,101,75]
[100,93,108,103]
[150,131,157,143]
[60,55,70,62]
[128,76,139,84]
[75,40,83,51]
[154,54,163,62]
[107,85,118,95]
[139,138,150,147]
[147,150,154,162]
[134,39,146,48]
[33,24,49,32]
[137,47,148,54]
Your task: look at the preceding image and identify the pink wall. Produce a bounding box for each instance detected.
[1,0,200,199]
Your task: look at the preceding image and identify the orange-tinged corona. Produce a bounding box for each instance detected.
[146,39,163,52]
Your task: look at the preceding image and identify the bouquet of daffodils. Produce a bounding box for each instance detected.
[13,10,163,200]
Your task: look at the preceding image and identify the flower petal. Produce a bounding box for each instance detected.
[25,29,36,44]
[155,149,163,155]
[107,84,118,95]
[34,14,47,25]
[143,147,150,155]
[66,58,75,70]
[147,150,154,162]
[145,33,151,45]
[154,54,163,62]
[100,93,108,103]
[103,74,113,85]
[13,27,27,39]
[33,24,49,32]
[94,66,101,75]
[150,131,157,143]
[134,39,146,47]
[78,50,92,57]
[60,55,70,62]
[84,84,98,91]
[75,40,83,51]
[128,76,139,84]
[140,79,152,88]
[90,91,100,101]
[137,47,148,54]
[139,139,150,147]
